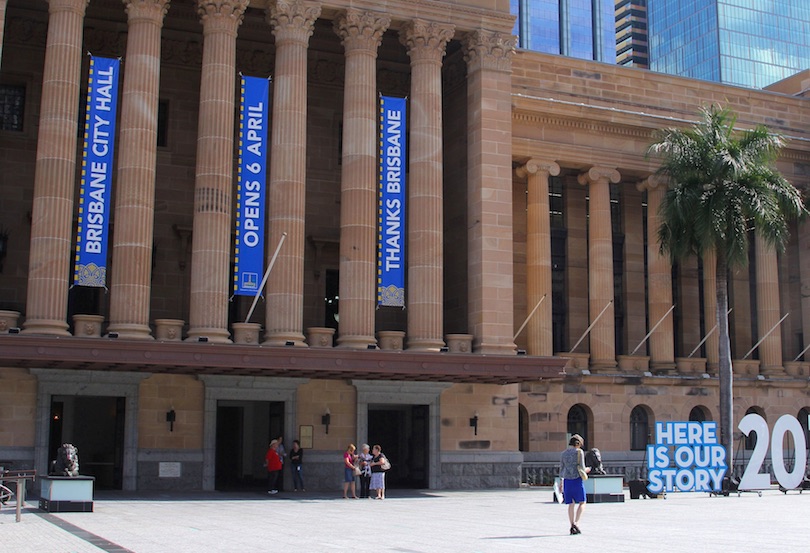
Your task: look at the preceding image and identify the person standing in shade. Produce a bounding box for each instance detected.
[265,439,283,495]
[289,439,304,492]
[369,444,387,500]
[276,436,287,491]
[357,443,373,498]
[559,434,590,534]
[343,444,358,499]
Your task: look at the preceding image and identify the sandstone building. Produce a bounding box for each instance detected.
[1,0,808,492]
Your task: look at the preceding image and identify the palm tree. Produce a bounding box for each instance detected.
[648,105,806,472]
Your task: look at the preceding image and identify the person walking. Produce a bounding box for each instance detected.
[265,439,283,495]
[289,439,304,492]
[559,434,590,534]
[343,444,359,499]
[369,444,387,500]
[357,444,373,498]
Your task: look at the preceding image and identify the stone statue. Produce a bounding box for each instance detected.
[584,447,606,475]
[51,443,80,477]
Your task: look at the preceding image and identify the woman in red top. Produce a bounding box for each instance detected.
[343,444,358,499]
[265,439,283,494]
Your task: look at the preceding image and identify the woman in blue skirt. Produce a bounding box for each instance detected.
[559,434,590,534]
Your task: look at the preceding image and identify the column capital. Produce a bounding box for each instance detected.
[462,29,516,74]
[577,166,620,186]
[123,0,170,23]
[399,19,454,64]
[48,0,89,14]
[197,0,248,35]
[515,159,560,179]
[333,8,391,53]
[266,0,321,44]
[636,174,667,192]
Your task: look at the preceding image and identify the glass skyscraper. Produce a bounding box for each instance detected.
[511,0,616,63]
[648,0,810,89]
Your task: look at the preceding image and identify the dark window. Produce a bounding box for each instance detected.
[744,407,762,450]
[630,405,650,450]
[0,84,25,131]
[157,100,169,147]
[567,404,589,449]
[324,269,339,332]
[689,406,709,422]
[550,176,566,352]
[799,408,810,452]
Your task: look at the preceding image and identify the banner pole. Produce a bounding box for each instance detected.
[569,300,612,354]
[244,232,286,323]
[513,294,546,341]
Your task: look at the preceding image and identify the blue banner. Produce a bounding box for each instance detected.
[233,76,270,296]
[377,96,406,307]
[74,56,120,287]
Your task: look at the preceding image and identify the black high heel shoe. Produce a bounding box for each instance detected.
[572,524,581,535]
[570,526,577,535]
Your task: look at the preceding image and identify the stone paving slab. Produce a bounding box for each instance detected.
[2,487,809,552]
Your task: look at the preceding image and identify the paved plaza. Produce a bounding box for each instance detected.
[2,486,808,552]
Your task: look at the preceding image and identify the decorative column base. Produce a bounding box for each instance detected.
[784,362,809,378]
[560,352,590,375]
[22,319,71,337]
[445,334,473,353]
[761,364,787,378]
[307,327,335,348]
[733,359,760,377]
[105,323,153,340]
[617,355,650,375]
[378,330,405,351]
[407,337,445,352]
[263,331,307,347]
[0,310,21,333]
[675,357,706,376]
[336,334,377,350]
[72,314,105,338]
[155,319,184,341]
[473,340,517,355]
[232,322,261,345]
[185,328,232,344]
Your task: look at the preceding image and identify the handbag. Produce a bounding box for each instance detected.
[380,457,391,471]
[353,463,362,476]
[577,449,588,481]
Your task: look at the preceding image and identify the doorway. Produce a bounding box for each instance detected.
[214,400,284,490]
[367,404,429,488]
[49,396,125,490]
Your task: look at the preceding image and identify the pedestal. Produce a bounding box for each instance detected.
[155,319,184,341]
[232,322,261,345]
[39,476,94,512]
[72,315,104,338]
[0,310,21,333]
[378,330,405,351]
[306,327,335,348]
[445,334,473,353]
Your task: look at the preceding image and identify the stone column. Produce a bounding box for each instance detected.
[639,177,675,370]
[799,221,810,362]
[702,249,720,371]
[186,0,248,343]
[577,167,620,369]
[399,20,454,351]
[516,160,559,356]
[23,0,90,336]
[107,0,170,340]
[463,29,517,355]
[263,0,321,347]
[755,233,784,375]
[333,9,390,349]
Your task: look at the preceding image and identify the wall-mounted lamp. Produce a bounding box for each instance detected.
[166,409,176,432]
[321,409,331,434]
[469,412,479,436]
[0,227,8,273]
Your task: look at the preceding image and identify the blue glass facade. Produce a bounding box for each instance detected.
[649,0,810,89]
[511,0,616,63]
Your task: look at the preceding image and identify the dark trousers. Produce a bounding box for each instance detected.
[267,470,280,491]
[358,475,371,498]
[291,464,304,490]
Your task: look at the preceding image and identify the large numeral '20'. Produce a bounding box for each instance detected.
[738,414,807,490]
